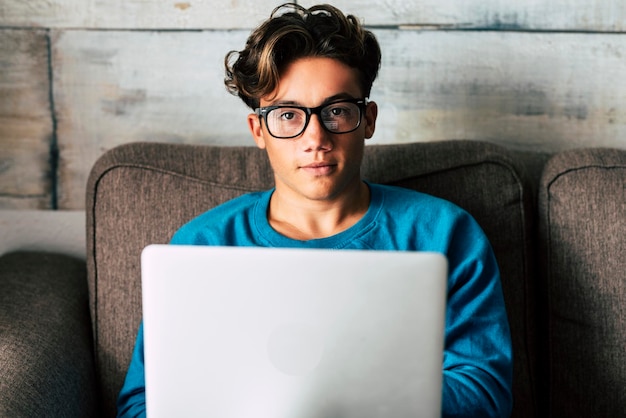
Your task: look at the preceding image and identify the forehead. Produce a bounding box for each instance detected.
[261,57,363,107]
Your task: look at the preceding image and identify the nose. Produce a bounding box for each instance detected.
[301,114,332,152]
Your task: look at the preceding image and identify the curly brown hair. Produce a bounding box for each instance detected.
[224,3,381,109]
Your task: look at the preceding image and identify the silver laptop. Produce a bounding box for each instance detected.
[141,244,447,418]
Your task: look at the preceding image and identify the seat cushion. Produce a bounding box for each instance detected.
[0,251,97,416]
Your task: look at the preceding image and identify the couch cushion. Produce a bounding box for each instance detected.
[539,148,626,417]
[87,140,537,417]
[0,251,97,417]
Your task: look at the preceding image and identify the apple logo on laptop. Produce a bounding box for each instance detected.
[267,322,326,376]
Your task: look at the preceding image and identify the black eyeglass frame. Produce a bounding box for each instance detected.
[254,98,368,139]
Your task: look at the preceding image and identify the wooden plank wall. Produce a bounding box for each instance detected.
[1,0,625,209]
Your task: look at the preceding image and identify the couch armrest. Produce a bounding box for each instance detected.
[0,252,98,417]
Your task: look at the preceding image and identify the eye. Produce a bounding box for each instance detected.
[273,108,306,124]
[324,103,354,119]
[279,111,296,120]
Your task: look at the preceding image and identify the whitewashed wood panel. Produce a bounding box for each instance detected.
[0,30,54,209]
[52,29,254,209]
[371,29,626,151]
[0,1,88,28]
[302,0,626,31]
[53,29,626,209]
[2,0,625,31]
[0,0,285,30]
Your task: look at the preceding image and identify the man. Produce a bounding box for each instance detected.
[117,4,512,417]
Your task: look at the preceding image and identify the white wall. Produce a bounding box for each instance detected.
[0,210,85,258]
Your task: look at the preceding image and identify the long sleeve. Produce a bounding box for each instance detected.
[117,323,147,418]
[440,214,513,417]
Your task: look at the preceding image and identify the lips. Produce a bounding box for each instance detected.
[300,161,337,175]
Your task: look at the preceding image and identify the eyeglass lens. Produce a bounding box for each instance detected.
[265,101,362,138]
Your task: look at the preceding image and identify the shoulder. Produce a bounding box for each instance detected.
[368,182,489,251]
[370,182,466,219]
[171,190,270,245]
[206,190,266,215]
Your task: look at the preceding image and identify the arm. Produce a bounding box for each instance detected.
[441,215,513,418]
[115,209,217,417]
[117,323,147,418]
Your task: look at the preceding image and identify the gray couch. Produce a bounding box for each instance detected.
[1,140,624,417]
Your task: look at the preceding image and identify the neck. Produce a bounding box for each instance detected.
[268,181,370,240]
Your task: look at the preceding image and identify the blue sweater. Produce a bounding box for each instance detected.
[117,183,513,417]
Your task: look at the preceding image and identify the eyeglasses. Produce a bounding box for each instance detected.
[255,98,367,139]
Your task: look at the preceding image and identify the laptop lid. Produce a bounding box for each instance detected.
[141,244,447,418]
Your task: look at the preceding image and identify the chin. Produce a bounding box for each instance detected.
[304,185,348,202]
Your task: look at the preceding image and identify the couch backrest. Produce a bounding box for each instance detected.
[86,140,537,417]
[539,148,626,417]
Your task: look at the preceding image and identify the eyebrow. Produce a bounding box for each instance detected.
[266,93,359,107]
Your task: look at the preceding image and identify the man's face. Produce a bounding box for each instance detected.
[247,57,377,203]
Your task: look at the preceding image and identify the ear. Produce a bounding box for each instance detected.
[247,113,266,149]
[363,101,378,139]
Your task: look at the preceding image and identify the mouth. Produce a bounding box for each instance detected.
[300,162,337,175]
